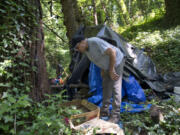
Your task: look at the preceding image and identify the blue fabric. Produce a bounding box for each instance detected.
[88,62,151,113]
[122,75,146,103]
[88,63,102,94]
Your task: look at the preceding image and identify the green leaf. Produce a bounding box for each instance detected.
[46,121,52,127]
[19,62,29,67]
[0,83,11,88]
[4,115,13,123]
[2,92,8,99]
[8,96,16,103]
[7,73,13,79]
[16,121,25,126]
[0,124,9,131]
[0,9,6,13]
[0,103,11,116]
[32,66,37,72]
[17,97,31,107]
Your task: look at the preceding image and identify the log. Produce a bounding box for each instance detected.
[69,83,89,88]
[150,105,164,123]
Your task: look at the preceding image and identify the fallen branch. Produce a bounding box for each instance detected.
[50,85,64,88]
[69,83,89,88]
[43,23,67,44]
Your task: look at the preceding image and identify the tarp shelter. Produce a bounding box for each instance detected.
[87,62,152,113]
[67,25,180,98]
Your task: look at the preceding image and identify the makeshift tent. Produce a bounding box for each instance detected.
[67,25,180,95]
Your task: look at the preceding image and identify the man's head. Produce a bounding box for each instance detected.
[72,35,88,53]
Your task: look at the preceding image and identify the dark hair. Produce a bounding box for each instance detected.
[71,35,85,48]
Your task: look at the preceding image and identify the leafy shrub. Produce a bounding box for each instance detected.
[121,96,180,135]
[121,18,180,73]
[0,91,78,135]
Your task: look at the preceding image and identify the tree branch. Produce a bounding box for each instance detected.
[43,23,67,43]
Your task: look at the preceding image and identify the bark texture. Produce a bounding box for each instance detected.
[60,0,83,64]
[92,0,98,25]
[60,0,80,42]
[30,0,50,101]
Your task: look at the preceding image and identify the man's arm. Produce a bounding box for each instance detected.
[105,48,119,81]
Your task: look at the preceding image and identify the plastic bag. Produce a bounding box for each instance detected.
[122,75,146,103]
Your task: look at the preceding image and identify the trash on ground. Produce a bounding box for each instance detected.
[72,117,124,135]
[61,100,124,134]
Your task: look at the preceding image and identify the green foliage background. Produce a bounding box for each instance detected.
[0,0,180,134]
[0,0,73,134]
[41,0,70,78]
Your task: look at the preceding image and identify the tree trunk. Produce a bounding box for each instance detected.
[164,0,180,25]
[60,0,80,42]
[92,0,98,25]
[100,0,108,24]
[60,0,84,72]
[30,0,50,101]
[0,0,50,101]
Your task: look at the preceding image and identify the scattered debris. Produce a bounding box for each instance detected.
[150,105,164,123]
[72,117,124,135]
[61,100,124,135]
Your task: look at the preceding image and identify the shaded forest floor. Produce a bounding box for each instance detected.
[120,89,180,135]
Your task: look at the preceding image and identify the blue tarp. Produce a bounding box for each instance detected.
[88,63,151,113]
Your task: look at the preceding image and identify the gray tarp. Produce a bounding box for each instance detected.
[68,25,180,92]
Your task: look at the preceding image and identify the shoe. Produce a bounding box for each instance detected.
[100,109,109,117]
[108,115,120,124]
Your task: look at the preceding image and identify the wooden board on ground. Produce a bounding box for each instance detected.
[61,99,100,127]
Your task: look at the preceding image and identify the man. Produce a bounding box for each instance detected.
[72,35,124,123]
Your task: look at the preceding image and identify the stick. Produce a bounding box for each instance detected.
[14,114,16,135]
[43,23,67,43]
[69,83,89,88]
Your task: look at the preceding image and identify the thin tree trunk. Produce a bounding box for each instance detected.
[100,0,109,25]
[60,0,83,72]
[60,0,79,40]
[92,0,98,25]
[72,0,85,26]
[30,0,50,101]
[60,0,80,54]
[128,0,131,15]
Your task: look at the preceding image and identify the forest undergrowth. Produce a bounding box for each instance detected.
[0,1,180,134]
[119,17,180,135]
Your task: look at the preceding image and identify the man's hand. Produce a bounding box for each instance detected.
[109,69,119,81]
[105,48,119,81]
[101,69,105,77]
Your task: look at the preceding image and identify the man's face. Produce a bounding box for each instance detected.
[75,40,87,53]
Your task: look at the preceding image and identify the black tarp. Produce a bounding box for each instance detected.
[67,25,180,93]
